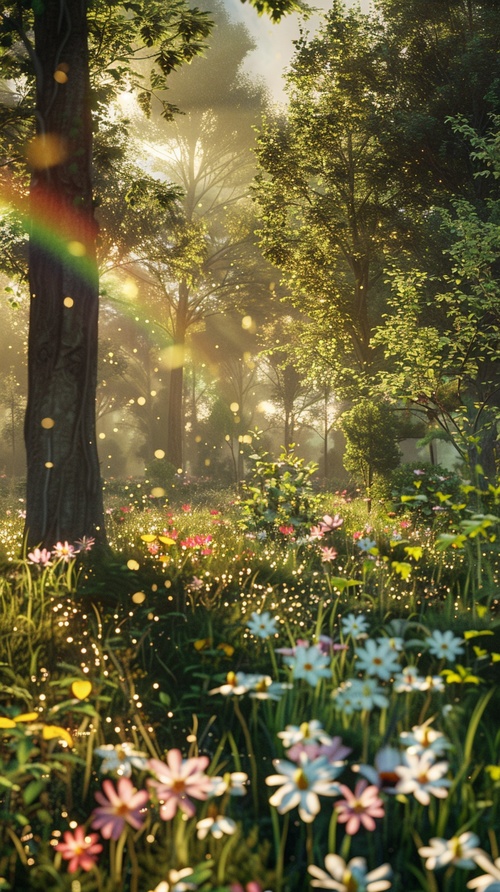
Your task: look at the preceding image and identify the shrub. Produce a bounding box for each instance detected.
[238,446,322,536]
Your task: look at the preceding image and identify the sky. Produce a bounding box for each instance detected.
[225,0,372,103]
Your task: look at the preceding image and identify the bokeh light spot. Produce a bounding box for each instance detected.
[63,297,74,308]
[26,133,68,169]
[41,417,55,429]
[154,449,165,459]
[67,241,86,257]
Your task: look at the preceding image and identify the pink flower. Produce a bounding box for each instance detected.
[55,826,103,872]
[279,525,295,535]
[309,525,325,541]
[148,749,212,820]
[181,504,192,513]
[320,514,343,531]
[334,780,385,834]
[91,777,149,840]
[27,547,52,566]
[52,541,76,562]
[320,546,338,562]
[75,536,95,553]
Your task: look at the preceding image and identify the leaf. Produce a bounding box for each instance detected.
[391,561,412,580]
[42,725,73,748]
[404,545,423,560]
[23,779,46,806]
[0,717,16,729]
[328,577,359,592]
[70,680,92,700]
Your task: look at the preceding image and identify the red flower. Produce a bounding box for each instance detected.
[55,826,102,873]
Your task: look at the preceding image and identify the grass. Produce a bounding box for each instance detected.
[0,475,499,892]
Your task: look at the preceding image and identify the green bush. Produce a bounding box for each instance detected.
[390,461,463,519]
[238,446,322,536]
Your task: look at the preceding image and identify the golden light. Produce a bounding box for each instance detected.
[26,133,68,169]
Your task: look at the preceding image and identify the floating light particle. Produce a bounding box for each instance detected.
[53,69,68,84]
[41,417,55,429]
[45,461,54,468]
[132,592,146,604]
[160,344,184,369]
[122,279,139,299]
[26,133,68,168]
[154,449,165,459]
[63,297,74,308]
[67,241,86,257]
[98,432,106,439]
[127,559,140,571]
[150,390,157,397]
[150,487,165,498]
[230,402,239,413]
[137,396,146,406]
[241,315,255,331]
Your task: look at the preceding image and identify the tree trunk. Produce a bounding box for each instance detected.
[24,0,106,550]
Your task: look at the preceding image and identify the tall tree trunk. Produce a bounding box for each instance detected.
[166,360,185,471]
[24,0,106,550]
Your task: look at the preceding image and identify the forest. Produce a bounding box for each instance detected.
[0,1,499,890]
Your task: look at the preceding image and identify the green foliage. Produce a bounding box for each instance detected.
[238,446,322,535]
[390,461,464,519]
[340,400,402,497]
[144,457,177,491]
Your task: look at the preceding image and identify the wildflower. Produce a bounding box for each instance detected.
[52,540,77,562]
[355,639,401,680]
[55,826,103,872]
[248,675,292,700]
[426,629,464,661]
[91,777,148,839]
[317,635,348,656]
[278,524,295,535]
[320,546,338,562]
[335,780,385,835]
[151,868,197,892]
[27,547,52,566]
[288,736,352,766]
[148,749,212,820]
[275,638,309,656]
[209,771,248,798]
[355,746,403,793]
[283,642,331,686]
[309,854,392,890]
[209,671,255,696]
[357,537,377,552]
[94,743,148,777]
[278,720,333,749]
[467,854,500,890]
[75,536,95,552]
[341,613,370,639]
[247,611,278,639]
[333,678,390,713]
[399,720,452,758]
[196,813,237,839]
[320,513,344,531]
[393,666,428,693]
[395,750,450,805]
[419,832,482,870]
[309,525,325,541]
[266,754,341,823]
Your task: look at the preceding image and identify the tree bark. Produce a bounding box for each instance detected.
[24,0,106,550]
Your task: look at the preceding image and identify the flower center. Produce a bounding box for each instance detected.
[342,870,359,892]
[171,779,186,795]
[293,769,309,790]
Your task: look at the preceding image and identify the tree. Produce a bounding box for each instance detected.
[373,117,500,483]
[253,1,403,396]
[340,400,402,510]
[121,0,271,469]
[0,0,296,549]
